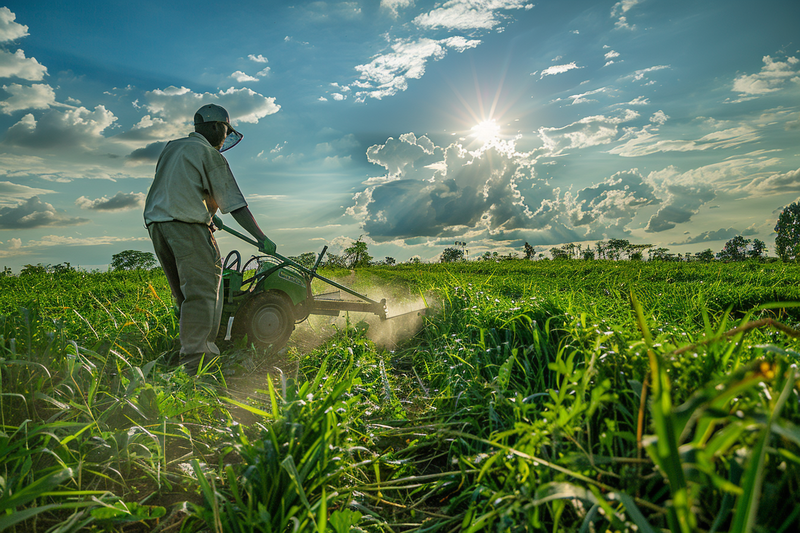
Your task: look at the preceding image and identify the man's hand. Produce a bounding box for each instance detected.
[259,237,277,255]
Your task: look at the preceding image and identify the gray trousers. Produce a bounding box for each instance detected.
[148,221,223,356]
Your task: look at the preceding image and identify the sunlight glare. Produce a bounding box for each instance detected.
[470,119,501,144]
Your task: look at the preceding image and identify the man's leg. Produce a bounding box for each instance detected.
[151,222,223,357]
[148,223,183,308]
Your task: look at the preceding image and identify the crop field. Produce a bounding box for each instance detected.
[1,260,800,532]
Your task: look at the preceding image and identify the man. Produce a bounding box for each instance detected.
[143,103,275,371]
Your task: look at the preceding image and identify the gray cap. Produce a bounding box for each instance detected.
[194,103,231,125]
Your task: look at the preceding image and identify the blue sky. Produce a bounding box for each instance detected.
[0,0,798,271]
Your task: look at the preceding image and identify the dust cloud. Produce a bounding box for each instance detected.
[290,277,435,352]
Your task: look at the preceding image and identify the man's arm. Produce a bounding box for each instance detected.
[231,206,276,254]
[230,206,265,241]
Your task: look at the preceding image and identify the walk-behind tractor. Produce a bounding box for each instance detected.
[212,215,414,352]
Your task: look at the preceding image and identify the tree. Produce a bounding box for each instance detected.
[440,247,465,263]
[775,202,800,261]
[289,252,318,269]
[325,252,348,268]
[112,250,157,271]
[748,239,766,260]
[718,235,750,262]
[343,236,372,268]
[382,257,396,266]
[694,249,715,262]
[550,247,569,260]
[20,263,48,275]
[649,247,672,261]
[523,242,535,260]
[50,262,74,274]
[607,239,630,260]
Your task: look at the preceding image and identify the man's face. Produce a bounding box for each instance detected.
[214,124,228,151]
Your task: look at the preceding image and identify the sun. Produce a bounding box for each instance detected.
[470,119,501,144]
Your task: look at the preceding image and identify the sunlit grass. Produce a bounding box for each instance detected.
[1,260,799,531]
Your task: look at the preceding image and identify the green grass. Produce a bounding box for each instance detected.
[1,260,799,532]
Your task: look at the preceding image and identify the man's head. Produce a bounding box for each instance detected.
[193,104,243,152]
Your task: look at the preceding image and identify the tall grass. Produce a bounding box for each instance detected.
[1,261,799,532]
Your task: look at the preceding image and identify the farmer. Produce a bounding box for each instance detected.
[143,103,275,372]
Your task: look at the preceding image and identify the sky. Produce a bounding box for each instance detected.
[0,0,798,271]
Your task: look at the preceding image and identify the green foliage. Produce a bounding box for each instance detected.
[719,235,751,262]
[1,261,799,532]
[111,249,157,271]
[289,251,318,269]
[775,201,800,261]
[343,236,372,268]
[440,246,465,263]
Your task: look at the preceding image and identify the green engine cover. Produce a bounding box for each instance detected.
[257,265,308,305]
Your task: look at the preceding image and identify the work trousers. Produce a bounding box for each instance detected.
[148,221,223,356]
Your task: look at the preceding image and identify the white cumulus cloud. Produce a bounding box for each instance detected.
[75,192,146,211]
[0,49,47,81]
[540,62,581,78]
[144,85,280,125]
[3,105,117,150]
[231,71,258,82]
[248,54,268,63]
[0,83,56,113]
[353,37,480,100]
[413,0,530,31]
[731,55,800,99]
[0,7,28,42]
[381,0,414,18]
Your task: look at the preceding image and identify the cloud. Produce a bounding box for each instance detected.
[365,132,443,180]
[381,0,414,18]
[611,0,642,30]
[671,227,746,245]
[540,62,581,78]
[645,181,715,232]
[112,115,185,145]
[143,85,280,125]
[413,0,530,31]
[337,1,530,101]
[256,67,270,77]
[538,110,639,155]
[731,55,799,99]
[610,125,760,157]
[26,234,149,247]
[567,86,606,105]
[0,196,88,229]
[0,83,56,113]
[351,131,665,245]
[125,141,167,165]
[568,170,658,231]
[353,37,481,101]
[0,7,28,42]
[623,65,670,82]
[0,48,47,81]
[742,167,800,196]
[0,181,56,204]
[2,105,117,150]
[353,142,546,241]
[248,54,268,63]
[611,0,642,17]
[75,192,145,211]
[650,110,668,126]
[614,16,634,30]
[231,71,258,82]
